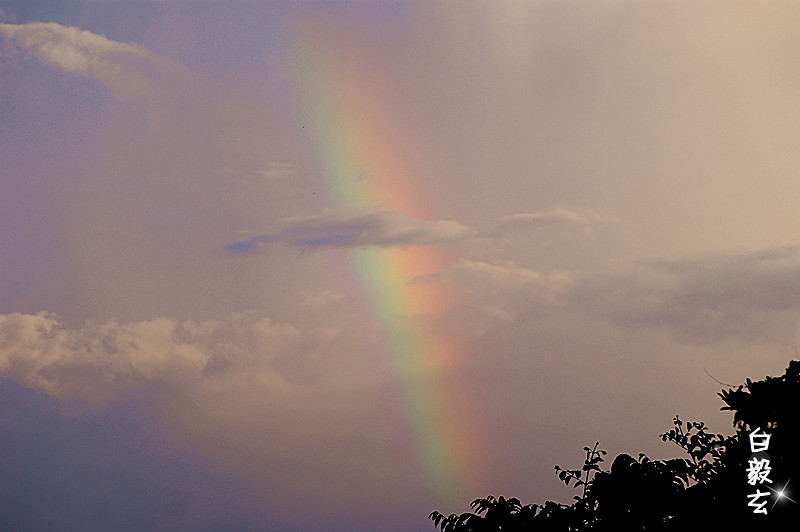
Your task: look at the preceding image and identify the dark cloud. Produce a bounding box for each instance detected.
[224,236,276,255]
[224,206,617,253]
[224,207,476,252]
[569,246,800,343]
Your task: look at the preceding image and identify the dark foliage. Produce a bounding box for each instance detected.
[431,360,800,530]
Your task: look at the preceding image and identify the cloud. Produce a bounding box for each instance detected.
[569,246,800,343]
[225,206,617,253]
[0,312,423,531]
[224,235,277,255]
[260,162,300,179]
[0,310,310,403]
[413,259,574,337]
[417,246,800,347]
[493,207,620,236]
[299,290,347,311]
[225,207,476,252]
[447,259,572,295]
[0,22,184,99]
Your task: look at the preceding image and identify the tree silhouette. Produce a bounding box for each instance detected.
[431,360,800,530]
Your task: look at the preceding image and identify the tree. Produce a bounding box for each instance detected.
[431,360,800,530]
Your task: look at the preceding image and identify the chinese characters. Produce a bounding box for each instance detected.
[746,427,773,515]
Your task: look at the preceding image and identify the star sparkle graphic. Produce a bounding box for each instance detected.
[769,479,797,511]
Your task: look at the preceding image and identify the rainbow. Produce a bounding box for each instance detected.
[289,38,488,504]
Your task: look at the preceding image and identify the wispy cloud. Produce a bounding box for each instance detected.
[0,22,185,99]
[427,259,574,332]
[260,162,300,179]
[450,259,572,295]
[299,290,347,311]
[493,207,620,236]
[225,206,618,253]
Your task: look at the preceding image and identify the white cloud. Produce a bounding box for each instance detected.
[0,310,309,403]
[0,22,184,99]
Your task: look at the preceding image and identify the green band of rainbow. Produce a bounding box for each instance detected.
[288,39,488,503]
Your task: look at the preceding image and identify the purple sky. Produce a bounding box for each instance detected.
[3,1,800,530]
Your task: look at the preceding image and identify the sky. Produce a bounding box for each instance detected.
[2,1,800,530]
